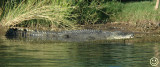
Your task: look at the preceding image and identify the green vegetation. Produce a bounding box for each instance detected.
[0,0,123,30]
[116,1,160,24]
[72,1,123,25]
[0,0,77,30]
[0,0,160,30]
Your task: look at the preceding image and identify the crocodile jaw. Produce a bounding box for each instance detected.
[107,34,134,39]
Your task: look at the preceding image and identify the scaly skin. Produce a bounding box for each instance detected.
[6,29,134,42]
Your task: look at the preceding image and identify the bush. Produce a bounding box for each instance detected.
[73,0,123,25]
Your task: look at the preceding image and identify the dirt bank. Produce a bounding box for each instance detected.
[82,22,160,33]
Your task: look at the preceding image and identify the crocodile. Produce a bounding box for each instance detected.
[5,29,134,42]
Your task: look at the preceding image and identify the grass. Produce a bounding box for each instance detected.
[0,0,77,30]
[115,1,160,25]
[0,0,123,30]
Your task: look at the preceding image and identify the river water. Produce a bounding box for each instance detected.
[0,36,159,67]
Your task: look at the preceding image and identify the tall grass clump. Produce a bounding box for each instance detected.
[0,0,77,30]
[73,0,123,25]
[116,1,160,24]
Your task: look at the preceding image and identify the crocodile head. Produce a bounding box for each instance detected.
[108,31,134,39]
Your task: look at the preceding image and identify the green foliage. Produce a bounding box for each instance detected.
[100,1,123,22]
[73,0,123,25]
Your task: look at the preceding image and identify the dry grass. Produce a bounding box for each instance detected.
[0,0,76,30]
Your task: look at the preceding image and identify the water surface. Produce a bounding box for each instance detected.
[0,37,159,67]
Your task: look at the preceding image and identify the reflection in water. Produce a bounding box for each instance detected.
[153,44,160,67]
[0,38,159,67]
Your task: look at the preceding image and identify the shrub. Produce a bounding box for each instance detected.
[73,0,123,25]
